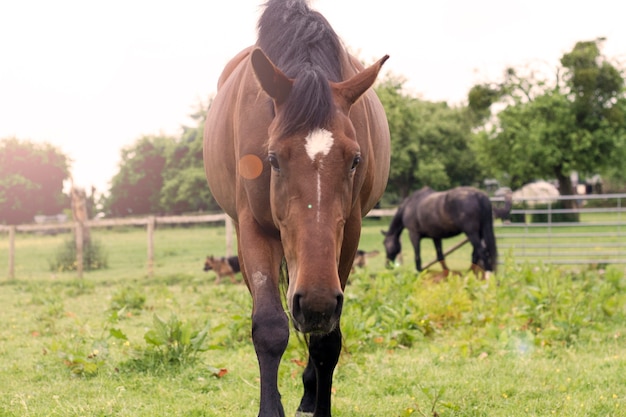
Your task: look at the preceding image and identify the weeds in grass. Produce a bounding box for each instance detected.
[109,286,146,312]
[343,261,626,354]
[62,278,95,297]
[3,225,625,416]
[119,313,211,372]
[48,317,111,378]
[47,307,214,377]
[403,386,461,417]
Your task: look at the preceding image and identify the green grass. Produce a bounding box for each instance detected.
[1,220,625,416]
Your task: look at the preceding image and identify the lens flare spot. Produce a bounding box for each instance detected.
[239,154,263,179]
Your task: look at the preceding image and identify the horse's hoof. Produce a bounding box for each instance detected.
[295,412,314,417]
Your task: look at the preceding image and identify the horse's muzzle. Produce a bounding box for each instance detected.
[290,290,343,334]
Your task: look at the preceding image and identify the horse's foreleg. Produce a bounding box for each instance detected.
[238,220,288,417]
[297,327,342,417]
[433,238,449,271]
[252,296,290,417]
[408,231,422,271]
[297,358,317,415]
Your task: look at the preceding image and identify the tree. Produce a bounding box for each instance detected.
[471,38,626,198]
[0,138,70,224]
[376,78,482,203]
[103,100,224,217]
[159,103,220,213]
[104,135,173,216]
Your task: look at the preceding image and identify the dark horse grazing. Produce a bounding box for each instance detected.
[203,1,390,415]
[382,186,498,276]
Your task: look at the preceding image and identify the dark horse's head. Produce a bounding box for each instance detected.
[380,187,435,267]
[381,229,401,266]
[251,49,388,333]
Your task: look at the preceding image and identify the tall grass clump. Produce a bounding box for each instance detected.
[49,237,108,272]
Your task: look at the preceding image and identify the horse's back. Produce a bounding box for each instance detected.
[406,187,462,237]
[446,187,489,220]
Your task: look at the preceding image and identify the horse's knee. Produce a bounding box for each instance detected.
[252,309,289,357]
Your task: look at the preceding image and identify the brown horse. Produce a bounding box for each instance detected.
[203,1,390,416]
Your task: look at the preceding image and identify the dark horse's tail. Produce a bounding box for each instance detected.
[478,193,498,271]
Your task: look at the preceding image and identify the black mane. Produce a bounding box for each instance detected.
[257,0,344,137]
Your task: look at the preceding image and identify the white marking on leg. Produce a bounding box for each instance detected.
[251,271,267,288]
[305,129,334,161]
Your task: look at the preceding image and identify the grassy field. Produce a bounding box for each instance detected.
[1,219,625,416]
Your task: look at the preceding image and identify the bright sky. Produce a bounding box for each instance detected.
[1,0,624,195]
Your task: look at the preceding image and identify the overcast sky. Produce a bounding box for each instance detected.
[1,0,625,194]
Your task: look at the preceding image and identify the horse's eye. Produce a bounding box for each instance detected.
[268,154,280,171]
[350,155,361,171]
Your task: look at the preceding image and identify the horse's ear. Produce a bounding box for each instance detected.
[380,229,387,236]
[251,48,293,106]
[332,55,389,111]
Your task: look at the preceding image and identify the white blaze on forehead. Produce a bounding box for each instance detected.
[305,129,334,161]
[315,172,322,222]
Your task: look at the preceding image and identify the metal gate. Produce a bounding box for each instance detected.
[493,193,626,265]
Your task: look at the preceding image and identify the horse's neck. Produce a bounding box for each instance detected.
[388,208,405,236]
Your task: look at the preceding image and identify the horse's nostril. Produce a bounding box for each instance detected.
[334,293,344,317]
[292,293,303,320]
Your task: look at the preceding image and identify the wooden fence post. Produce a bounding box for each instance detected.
[147,216,155,277]
[8,226,15,279]
[71,185,90,279]
[75,222,84,278]
[225,216,234,257]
